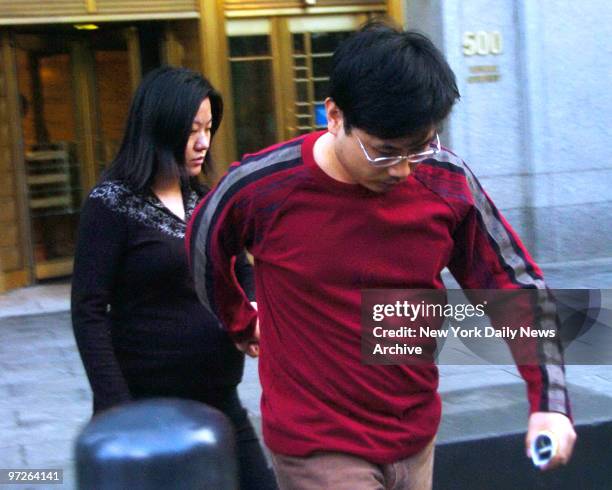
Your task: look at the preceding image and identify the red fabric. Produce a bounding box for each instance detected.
[188,131,568,463]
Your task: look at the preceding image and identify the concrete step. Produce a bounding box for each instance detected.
[435,420,612,489]
[435,383,612,489]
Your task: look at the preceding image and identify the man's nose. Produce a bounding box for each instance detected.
[387,159,413,179]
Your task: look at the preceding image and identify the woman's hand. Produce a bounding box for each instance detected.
[235,302,260,358]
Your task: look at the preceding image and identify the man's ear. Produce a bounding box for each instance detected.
[325,98,343,136]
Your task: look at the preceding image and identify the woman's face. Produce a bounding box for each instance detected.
[184,97,213,177]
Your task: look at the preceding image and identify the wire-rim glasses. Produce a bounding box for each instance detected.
[355,132,441,168]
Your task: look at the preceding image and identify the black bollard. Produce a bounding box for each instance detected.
[75,398,238,489]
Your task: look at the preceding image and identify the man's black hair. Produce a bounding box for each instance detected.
[103,66,223,193]
[329,20,459,139]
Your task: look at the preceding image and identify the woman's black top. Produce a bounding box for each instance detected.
[71,180,253,413]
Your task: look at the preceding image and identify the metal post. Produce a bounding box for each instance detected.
[75,398,238,489]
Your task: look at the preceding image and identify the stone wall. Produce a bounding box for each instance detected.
[405,0,612,263]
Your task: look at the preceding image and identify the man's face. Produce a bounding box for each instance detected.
[326,99,436,193]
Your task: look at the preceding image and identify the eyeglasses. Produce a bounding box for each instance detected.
[355,132,441,168]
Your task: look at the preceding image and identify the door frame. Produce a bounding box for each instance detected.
[1,31,33,288]
[224,11,375,162]
[199,0,400,171]
[9,26,143,282]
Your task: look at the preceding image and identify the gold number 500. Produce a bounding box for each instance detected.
[463,31,503,56]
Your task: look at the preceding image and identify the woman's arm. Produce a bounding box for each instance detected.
[234,252,255,302]
[71,192,132,413]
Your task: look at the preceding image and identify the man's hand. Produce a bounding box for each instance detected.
[526,411,576,470]
[235,302,260,358]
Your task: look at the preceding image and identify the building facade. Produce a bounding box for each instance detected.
[0,0,403,291]
[2,0,610,292]
[405,0,612,265]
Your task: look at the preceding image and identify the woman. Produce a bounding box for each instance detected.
[71,67,277,490]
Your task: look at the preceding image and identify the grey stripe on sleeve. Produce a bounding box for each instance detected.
[439,150,567,413]
[192,144,303,322]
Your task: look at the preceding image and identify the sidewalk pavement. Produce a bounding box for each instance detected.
[1,258,611,489]
[0,281,70,320]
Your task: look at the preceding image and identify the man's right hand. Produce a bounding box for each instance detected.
[526,411,576,470]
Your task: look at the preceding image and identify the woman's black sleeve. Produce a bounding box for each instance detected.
[234,252,255,302]
[71,195,132,413]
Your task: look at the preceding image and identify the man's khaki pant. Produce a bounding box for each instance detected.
[271,439,435,490]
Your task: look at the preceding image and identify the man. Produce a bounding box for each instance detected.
[187,22,576,489]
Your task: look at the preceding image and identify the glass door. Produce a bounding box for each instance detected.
[226,14,367,157]
[91,30,133,176]
[226,14,367,156]
[15,36,81,279]
[288,15,365,135]
[14,27,135,280]
[226,19,277,158]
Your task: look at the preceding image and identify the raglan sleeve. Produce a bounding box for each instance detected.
[447,165,570,417]
[71,191,132,412]
[187,168,257,343]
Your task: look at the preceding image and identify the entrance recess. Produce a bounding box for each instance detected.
[226,13,367,158]
[14,27,136,280]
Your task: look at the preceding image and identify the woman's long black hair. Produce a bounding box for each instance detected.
[103,66,223,194]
